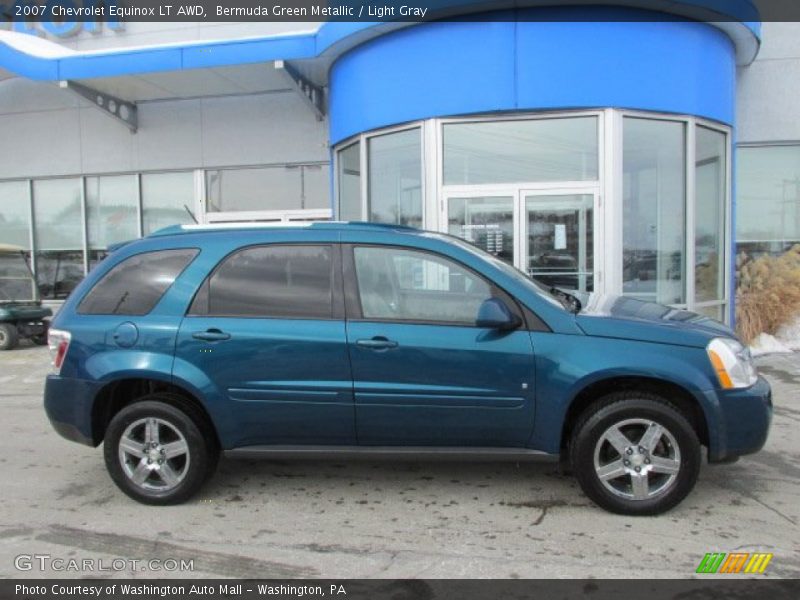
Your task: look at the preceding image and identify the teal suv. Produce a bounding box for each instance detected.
[44,223,772,514]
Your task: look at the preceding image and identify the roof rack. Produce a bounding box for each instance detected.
[147,221,420,237]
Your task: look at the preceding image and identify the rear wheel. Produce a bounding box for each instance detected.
[0,323,19,350]
[570,392,701,515]
[103,397,218,505]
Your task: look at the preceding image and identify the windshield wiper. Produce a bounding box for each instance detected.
[549,286,582,313]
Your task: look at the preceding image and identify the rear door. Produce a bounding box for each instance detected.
[343,244,537,447]
[174,243,355,447]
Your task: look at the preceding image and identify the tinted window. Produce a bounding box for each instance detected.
[191,245,333,318]
[353,246,493,325]
[78,249,198,315]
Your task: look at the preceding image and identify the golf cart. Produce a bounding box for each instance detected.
[0,244,52,350]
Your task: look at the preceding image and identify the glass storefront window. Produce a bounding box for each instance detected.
[86,175,139,268]
[337,142,362,220]
[622,118,686,305]
[337,111,731,319]
[368,128,422,227]
[207,166,302,213]
[32,178,84,300]
[447,196,514,265]
[141,172,195,235]
[694,304,724,321]
[443,116,598,185]
[207,165,328,213]
[3,164,332,301]
[695,127,726,303]
[0,181,31,250]
[737,145,800,255]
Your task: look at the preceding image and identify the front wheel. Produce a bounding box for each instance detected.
[570,392,701,515]
[103,398,218,505]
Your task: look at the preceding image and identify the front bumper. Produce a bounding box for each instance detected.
[43,375,102,447]
[706,375,773,463]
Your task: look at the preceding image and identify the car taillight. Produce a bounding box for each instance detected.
[48,329,71,374]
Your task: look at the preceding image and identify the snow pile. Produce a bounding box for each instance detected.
[750,333,793,356]
[776,314,800,351]
[749,315,800,356]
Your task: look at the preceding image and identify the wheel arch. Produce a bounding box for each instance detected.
[559,376,711,459]
[90,378,220,449]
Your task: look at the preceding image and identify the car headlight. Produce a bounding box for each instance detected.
[707,337,758,389]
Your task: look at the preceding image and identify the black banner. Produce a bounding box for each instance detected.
[2,0,800,24]
[5,579,800,600]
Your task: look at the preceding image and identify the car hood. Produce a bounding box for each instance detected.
[572,293,734,348]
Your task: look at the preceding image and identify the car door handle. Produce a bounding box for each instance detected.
[355,337,398,350]
[192,329,231,341]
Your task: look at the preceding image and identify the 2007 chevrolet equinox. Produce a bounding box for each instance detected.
[44,222,772,514]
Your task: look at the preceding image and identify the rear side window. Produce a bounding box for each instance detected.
[189,245,333,319]
[78,249,198,315]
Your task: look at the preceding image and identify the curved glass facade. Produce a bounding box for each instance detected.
[335,110,731,320]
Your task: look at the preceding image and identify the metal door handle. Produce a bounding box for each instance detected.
[356,337,398,350]
[192,329,231,341]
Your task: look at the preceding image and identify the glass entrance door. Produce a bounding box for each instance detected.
[524,193,595,292]
[446,195,515,265]
[443,189,598,293]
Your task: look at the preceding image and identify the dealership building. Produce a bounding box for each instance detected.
[0,3,799,324]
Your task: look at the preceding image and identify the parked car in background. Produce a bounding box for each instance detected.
[0,244,51,350]
[43,223,772,515]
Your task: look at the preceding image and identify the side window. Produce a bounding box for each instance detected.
[78,249,198,316]
[190,245,333,319]
[353,246,493,325]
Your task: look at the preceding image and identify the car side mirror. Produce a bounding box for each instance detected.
[476,298,521,330]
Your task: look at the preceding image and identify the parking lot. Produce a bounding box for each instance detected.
[1,345,798,579]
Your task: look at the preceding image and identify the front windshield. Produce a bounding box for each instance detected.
[439,234,565,310]
[0,252,37,302]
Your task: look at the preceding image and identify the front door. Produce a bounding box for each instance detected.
[343,243,536,447]
[523,192,596,292]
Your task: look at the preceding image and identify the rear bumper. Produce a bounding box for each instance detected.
[43,375,101,447]
[706,376,773,463]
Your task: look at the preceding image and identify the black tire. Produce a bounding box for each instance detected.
[0,323,19,351]
[31,333,48,346]
[103,396,219,505]
[569,392,701,516]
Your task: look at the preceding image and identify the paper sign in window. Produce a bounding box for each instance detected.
[554,224,567,250]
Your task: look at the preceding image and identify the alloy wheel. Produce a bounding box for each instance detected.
[118,417,190,492]
[592,418,681,501]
